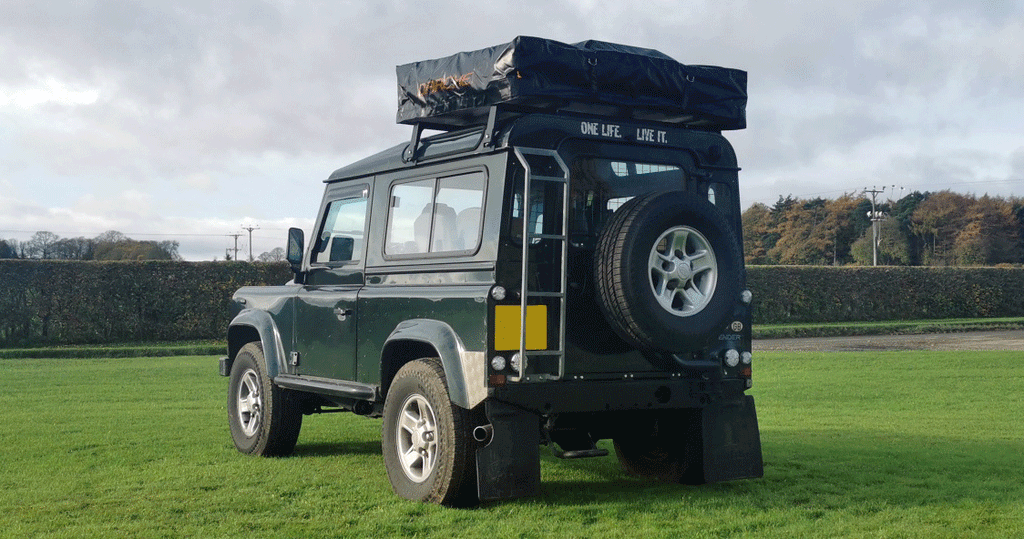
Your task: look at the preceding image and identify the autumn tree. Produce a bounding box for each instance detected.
[741,203,774,264]
[93,238,181,261]
[909,191,973,265]
[953,195,1021,265]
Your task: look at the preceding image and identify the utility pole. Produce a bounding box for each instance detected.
[241,224,259,262]
[863,187,886,266]
[227,233,243,261]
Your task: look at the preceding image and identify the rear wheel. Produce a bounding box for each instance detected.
[227,342,303,456]
[382,359,478,506]
[613,411,702,483]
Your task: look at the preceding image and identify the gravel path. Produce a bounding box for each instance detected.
[753,330,1024,352]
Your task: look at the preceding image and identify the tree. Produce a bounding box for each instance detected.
[818,195,862,265]
[741,203,774,264]
[852,217,911,265]
[909,191,973,265]
[953,196,1020,265]
[257,248,285,262]
[768,198,830,265]
[23,231,60,259]
[1014,199,1024,263]
[887,192,927,265]
[93,232,181,261]
[158,240,183,261]
[95,230,127,244]
[0,239,19,259]
[51,237,95,260]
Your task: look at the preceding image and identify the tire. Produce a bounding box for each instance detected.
[382,359,478,506]
[613,410,702,484]
[227,341,303,456]
[594,191,741,357]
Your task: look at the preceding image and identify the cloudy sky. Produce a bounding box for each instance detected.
[2,0,1022,260]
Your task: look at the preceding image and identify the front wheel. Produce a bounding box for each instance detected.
[382,359,478,506]
[227,342,302,456]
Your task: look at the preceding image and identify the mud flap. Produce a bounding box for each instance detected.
[700,395,763,483]
[476,401,541,501]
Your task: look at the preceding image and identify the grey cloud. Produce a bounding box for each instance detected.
[2,0,1022,259]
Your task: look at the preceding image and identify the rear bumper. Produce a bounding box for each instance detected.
[491,376,747,415]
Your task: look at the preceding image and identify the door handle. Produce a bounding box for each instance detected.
[334,307,354,321]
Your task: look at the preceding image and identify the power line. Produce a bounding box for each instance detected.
[788,178,1024,200]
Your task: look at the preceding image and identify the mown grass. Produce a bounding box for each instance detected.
[1,351,1021,538]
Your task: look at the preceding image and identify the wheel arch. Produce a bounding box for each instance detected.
[227,309,289,379]
[380,319,486,410]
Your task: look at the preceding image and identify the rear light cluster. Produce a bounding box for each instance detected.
[489,352,522,386]
[721,348,754,388]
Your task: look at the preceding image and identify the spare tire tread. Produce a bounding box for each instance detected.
[595,193,661,348]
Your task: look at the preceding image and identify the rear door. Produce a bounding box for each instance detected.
[294,183,370,381]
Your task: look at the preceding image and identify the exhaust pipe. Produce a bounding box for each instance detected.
[352,400,373,416]
[473,424,493,444]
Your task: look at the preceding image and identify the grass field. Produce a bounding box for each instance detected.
[1,351,1022,538]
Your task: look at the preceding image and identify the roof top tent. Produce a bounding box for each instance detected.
[395,36,747,157]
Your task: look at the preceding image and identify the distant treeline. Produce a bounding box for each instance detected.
[743,190,1024,266]
[1,230,181,261]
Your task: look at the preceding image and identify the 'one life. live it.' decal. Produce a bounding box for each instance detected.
[579,120,669,145]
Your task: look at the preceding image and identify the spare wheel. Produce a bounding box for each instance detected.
[593,190,741,361]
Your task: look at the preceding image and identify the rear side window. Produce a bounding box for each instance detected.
[386,171,485,256]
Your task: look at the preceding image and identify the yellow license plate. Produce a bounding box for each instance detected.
[494,305,548,351]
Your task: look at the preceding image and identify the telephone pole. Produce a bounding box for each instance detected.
[227,233,243,261]
[241,224,259,262]
[863,187,886,266]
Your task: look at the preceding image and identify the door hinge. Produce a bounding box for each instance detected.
[290,351,300,366]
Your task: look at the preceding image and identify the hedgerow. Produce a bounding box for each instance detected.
[747,265,1024,323]
[2,261,1023,346]
[0,260,290,346]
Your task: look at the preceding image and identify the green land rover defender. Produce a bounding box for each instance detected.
[220,37,763,505]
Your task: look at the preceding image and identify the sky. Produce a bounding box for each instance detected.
[2,0,1022,260]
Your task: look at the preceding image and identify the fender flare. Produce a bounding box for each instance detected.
[383,319,486,410]
[227,309,289,379]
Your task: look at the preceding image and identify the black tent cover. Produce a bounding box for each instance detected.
[396,36,747,130]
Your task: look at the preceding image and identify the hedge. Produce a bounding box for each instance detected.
[747,266,1024,324]
[0,260,290,347]
[2,261,1023,347]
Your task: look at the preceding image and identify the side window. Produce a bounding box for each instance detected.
[386,171,485,256]
[311,192,368,264]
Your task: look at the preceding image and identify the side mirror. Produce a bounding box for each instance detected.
[286,227,304,274]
